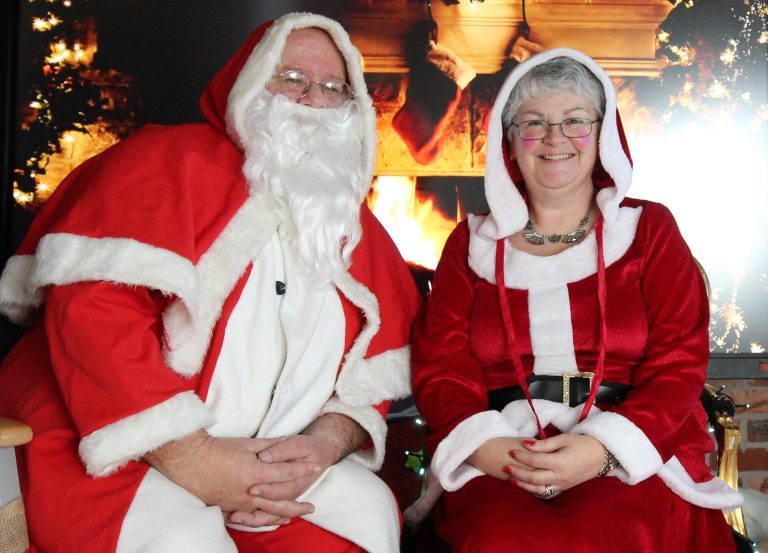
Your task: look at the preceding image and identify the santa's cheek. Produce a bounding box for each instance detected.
[522,140,538,153]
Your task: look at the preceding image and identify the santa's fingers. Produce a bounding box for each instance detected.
[225,509,289,528]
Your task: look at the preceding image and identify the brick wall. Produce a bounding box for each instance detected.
[708,378,768,494]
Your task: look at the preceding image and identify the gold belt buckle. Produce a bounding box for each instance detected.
[562,371,595,406]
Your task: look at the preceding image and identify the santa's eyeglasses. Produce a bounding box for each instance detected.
[270,70,354,108]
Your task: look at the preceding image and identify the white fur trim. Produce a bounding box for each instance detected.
[479,47,633,241]
[427,41,476,90]
[658,457,743,510]
[162,197,278,376]
[431,410,518,491]
[0,236,198,325]
[467,206,641,286]
[0,254,41,325]
[226,12,377,192]
[79,391,213,478]
[528,285,578,375]
[332,270,382,386]
[572,410,663,484]
[320,396,387,471]
[334,346,411,407]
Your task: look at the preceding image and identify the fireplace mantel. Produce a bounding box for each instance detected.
[343,0,675,77]
[341,0,675,176]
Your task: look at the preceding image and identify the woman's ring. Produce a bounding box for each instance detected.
[543,484,556,497]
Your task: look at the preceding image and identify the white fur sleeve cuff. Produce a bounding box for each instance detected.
[321,396,387,471]
[432,410,519,491]
[78,391,213,477]
[571,410,663,484]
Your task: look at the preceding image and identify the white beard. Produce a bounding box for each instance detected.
[241,91,367,285]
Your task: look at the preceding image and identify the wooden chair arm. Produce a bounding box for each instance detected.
[0,417,32,448]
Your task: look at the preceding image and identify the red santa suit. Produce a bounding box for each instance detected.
[407,48,741,552]
[0,12,421,553]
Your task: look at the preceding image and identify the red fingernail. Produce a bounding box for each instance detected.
[503,466,512,474]
[509,478,518,486]
[508,450,516,459]
[523,440,536,446]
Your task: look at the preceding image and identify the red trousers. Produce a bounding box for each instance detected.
[229,519,364,552]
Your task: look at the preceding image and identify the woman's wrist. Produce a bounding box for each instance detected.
[596,446,621,477]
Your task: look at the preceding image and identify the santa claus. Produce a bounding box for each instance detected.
[0,12,421,553]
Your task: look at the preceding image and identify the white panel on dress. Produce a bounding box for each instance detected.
[528,285,578,375]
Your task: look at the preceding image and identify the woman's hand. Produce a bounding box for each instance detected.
[466,437,535,480]
[504,434,606,498]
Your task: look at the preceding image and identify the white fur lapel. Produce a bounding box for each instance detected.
[467,206,642,288]
[163,196,279,376]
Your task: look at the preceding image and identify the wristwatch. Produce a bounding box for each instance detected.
[597,448,621,477]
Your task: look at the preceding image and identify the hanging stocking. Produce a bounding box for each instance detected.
[392,40,476,165]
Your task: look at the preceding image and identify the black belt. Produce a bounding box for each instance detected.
[488,373,631,410]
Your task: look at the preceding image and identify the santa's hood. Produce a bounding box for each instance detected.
[199,11,378,190]
[478,48,634,240]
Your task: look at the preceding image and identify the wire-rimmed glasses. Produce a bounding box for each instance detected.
[510,118,600,140]
[270,69,354,108]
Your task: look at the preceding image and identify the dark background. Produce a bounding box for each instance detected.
[1,0,766,375]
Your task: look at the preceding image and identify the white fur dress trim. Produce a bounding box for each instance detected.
[79,391,213,477]
[467,206,641,288]
[658,457,743,510]
[571,410,663,484]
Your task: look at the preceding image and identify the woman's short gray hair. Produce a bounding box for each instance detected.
[501,57,606,134]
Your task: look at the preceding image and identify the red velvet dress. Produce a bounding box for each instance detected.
[410,46,738,553]
[411,213,737,553]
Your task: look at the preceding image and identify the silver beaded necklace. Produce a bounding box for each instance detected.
[523,202,593,245]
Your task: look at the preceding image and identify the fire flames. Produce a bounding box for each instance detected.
[367,176,459,270]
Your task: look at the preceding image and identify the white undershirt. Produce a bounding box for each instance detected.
[204,229,345,438]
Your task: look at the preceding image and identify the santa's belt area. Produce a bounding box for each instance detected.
[488,375,631,410]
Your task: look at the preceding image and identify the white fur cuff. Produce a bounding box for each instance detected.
[79,391,213,477]
[431,410,519,491]
[572,410,663,484]
[321,396,387,471]
[335,346,412,407]
[658,457,743,510]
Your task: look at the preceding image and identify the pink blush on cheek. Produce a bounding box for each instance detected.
[522,140,538,152]
[573,136,592,148]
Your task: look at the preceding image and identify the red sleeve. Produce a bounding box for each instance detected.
[44,282,195,439]
[411,221,489,451]
[610,203,711,461]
